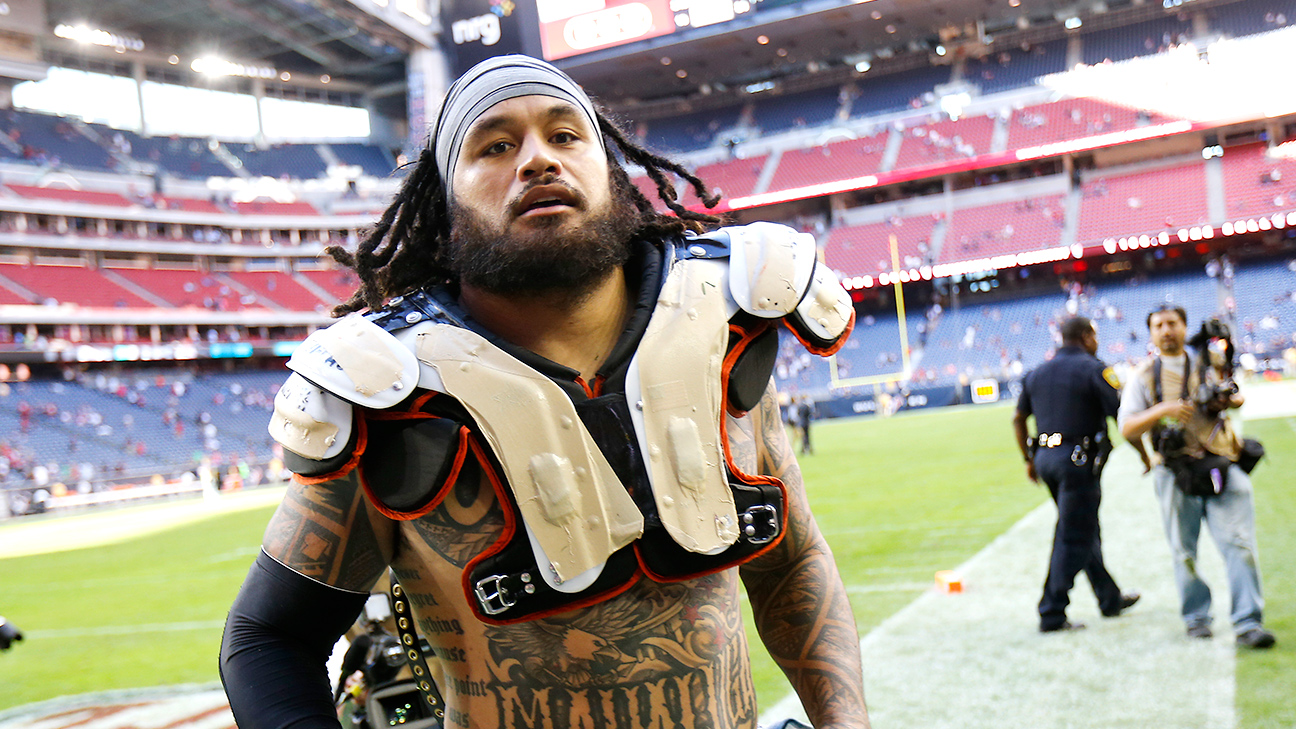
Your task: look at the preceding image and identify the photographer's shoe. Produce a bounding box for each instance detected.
[1236,628,1276,649]
[1102,592,1141,618]
[1040,621,1086,633]
[1186,624,1213,639]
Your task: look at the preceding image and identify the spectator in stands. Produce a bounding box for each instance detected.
[220,55,866,729]
[1118,304,1275,648]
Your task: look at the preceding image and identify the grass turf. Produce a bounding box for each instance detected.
[0,405,1291,726]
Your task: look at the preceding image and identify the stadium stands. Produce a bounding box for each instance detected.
[940,195,1067,262]
[223,270,329,311]
[0,282,32,305]
[1075,160,1210,245]
[1233,258,1296,351]
[848,65,953,118]
[3,184,132,207]
[893,115,997,170]
[682,154,770,204]
[1080,14,1194,66]
[122,132,231,179]
[0,110,116,172]
[766,132,888,193]
[0,370,285,489]
[826,215,937,275]
[0,262,156,308]
[642,103,745,153]
[1205,0,1296,39]
[298,268,359,303]
[157,196,225,214]
[1220,142,1296,218]
[1006,98,1172,152]
[234,144,329,179]
[750,86,843,135]
[970,40,1070,95]
[231,200,319,216]
[330,143,397,177]
[107,268,263,310]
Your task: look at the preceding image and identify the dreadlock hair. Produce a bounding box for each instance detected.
[326,106,724,317]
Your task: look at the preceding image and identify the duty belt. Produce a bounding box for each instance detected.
[1036,433,1093,448]
[1036,433,1101,468]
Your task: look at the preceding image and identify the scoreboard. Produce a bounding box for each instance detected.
[444,0,809,74]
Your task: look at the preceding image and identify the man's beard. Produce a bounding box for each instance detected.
[443,179,639,300]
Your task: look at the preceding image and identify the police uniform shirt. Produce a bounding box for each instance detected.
[1017,345,1121,440]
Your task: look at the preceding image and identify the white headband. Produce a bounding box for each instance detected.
[432,54,604,200]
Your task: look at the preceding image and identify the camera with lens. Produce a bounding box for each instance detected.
[1188,317,1238,418]
[0,616,22,651]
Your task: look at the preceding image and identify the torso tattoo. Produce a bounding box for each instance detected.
[392,467,760,729]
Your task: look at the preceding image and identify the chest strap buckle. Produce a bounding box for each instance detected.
[741,504,780,545]
[475,572,533,616]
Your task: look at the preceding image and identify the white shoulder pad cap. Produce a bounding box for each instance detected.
[725,222,818,319]
[286,313,418,409]
[268,373,354,460]
[793,263,854,344]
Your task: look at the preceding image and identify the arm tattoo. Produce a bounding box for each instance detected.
[263,472,392,592]
[739,382,870,728]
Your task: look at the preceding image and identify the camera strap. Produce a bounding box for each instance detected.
[1151,354,1191,404]
[389,578,446,723]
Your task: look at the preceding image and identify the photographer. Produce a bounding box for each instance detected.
[1118,304,1275,648]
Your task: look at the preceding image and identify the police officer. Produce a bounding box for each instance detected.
[1013,316,1140,632]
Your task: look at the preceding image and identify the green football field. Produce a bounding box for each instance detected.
[0,399,1292,726]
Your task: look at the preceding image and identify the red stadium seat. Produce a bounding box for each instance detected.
[825,215,938,275]
[1220,142,1296,218]
[766,133,888,193]
[0,262,156,307]
[1075,161,1209,244]
[941,196,1067,262]
[893,116,997,171]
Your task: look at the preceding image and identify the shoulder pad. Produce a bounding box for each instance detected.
[365,289,465,333]
[287,312,418,409]
[787,261,854,354]
[269,372,354,461]
[688,222,817,319]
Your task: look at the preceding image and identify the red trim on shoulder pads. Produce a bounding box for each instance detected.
[359,422,471,521]
[722,321,773,419]
[635,404,788,581]
[784,307,856,357]
[460,434,645,625]
[291,410,367,486]
[459,435,520,623]
[487,565,644,626]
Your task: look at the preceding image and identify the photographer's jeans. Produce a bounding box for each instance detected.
[1153,464,1265,634]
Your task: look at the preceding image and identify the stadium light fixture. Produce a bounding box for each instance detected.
[855,60,872,72]
[1064,17,1082,29]
[54,23,144,52]
[192,56,278,79]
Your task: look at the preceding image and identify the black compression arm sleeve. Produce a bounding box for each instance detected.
[220,551,369,729]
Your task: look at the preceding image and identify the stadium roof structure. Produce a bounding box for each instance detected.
[555,0,1247,108]
[42,0,413,91]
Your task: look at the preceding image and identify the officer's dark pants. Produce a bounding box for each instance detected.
[1035,447,1122,630]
